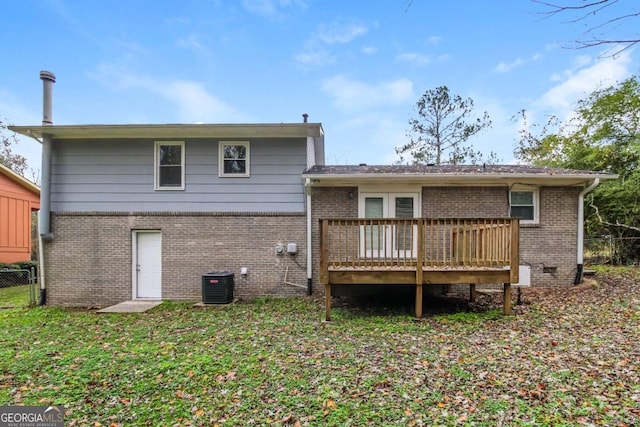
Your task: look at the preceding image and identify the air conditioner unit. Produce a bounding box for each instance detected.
[202,271,234,304]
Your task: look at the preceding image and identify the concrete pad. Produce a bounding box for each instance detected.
[97,300,162,313]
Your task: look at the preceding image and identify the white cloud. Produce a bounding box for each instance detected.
[241,0,306,19]
[93,64,243,122]
[177,34,204,52]
[495,52,542,73]
[549,55,593,82]
[321,75,414,112]
[426,36,442,46]
[362,46,378,55]
[295,21,369,68]
[294,49,336,67]
[316,22,368,44]
[537,51,633,112]
[164,16,190,25]
[164,81,240,122]
[495,58,524,73]
[396,52,431,65]
[324,112,409,165]
[176,33,215,62]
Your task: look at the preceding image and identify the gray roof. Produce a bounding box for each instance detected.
[303,164,617,186]
[305,164,611,176]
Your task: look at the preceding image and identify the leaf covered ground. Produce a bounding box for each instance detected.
[0,267,639,426]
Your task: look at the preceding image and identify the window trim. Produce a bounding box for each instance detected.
[509,187,539,225]
[219,141,250,177]
[154,141,185,191]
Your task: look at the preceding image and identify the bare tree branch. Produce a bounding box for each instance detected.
[534,0,614,22]
[532,0,640,57]
[589,197,640,233]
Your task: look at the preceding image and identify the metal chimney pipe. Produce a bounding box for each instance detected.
[302,113,308,123]
[38,70,56,305]
[40,70,56,126]
[39,70,56,242]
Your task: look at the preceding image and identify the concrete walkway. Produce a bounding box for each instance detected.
[97,300,162,313]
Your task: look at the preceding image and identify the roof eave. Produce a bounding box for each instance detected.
[9,123,325,140]
[303,172,617,186]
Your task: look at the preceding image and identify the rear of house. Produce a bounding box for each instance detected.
[9,71,617,309]
[10,127,614,308]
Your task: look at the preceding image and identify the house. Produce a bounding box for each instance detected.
[0,163,40,263]
[9,71,617,314]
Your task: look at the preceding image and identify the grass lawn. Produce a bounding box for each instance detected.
[1,267,639,426]
[0,284,32,307]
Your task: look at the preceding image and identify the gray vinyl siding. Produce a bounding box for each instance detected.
[50,138,308,212]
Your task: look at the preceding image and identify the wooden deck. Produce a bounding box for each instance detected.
[319,218,520,320]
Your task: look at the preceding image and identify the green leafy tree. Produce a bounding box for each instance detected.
[397,86,495,165]
[0,116,28,176]
[515,76,640,262]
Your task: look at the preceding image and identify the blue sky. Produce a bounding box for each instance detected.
[1,0,638,177]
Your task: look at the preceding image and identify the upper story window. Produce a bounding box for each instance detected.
[510,188,539,224]
[155,141,185,190]
[219,141,250,177]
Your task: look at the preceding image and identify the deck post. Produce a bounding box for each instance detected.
[509,218,520,284]
[469,284,476,302]
[319,220,329,285]
[415,219,424,318]
[503,283,512,315]
[415,283,423,319]
[319,219,331,321]
[325,283,332,321]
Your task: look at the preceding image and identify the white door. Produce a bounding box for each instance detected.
[134,231,162,299]
[360,193,419,259]
[362,194,388,258]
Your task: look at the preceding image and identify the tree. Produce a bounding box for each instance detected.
[534,0,640,56]
[396,86,495,165]
[515,76,640,262]
[0,117,28,176]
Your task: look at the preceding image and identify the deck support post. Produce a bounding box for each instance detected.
[503,283,512,315]
[320,219,330,321]
[469,284,476,302]
[415,220,424,319]
[325,283,331,321]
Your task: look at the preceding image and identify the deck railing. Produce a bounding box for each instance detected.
[319,218,519,271]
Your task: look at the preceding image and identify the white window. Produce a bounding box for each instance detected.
[154,141,185,190]
[510,188,539,224]
[219,141,250,177]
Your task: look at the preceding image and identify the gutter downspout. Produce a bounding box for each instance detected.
[575,178,600,284]
[305,178,313,295]
[38,70,56,305]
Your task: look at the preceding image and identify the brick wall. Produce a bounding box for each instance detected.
[310,185,580,294]
[423,186,509,217]
[48,185,580,306]
[424,186,579,287]
[519,187,579,287]
[310,187,358,296]
[45,212,307,306]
